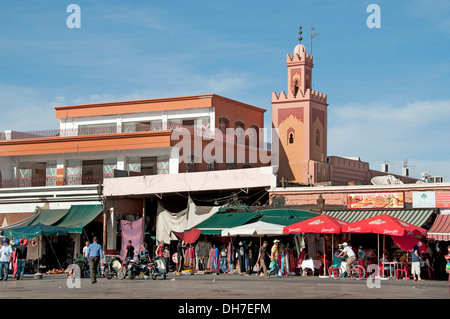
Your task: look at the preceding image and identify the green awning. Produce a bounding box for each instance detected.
[0,214,40,233]
[188,210,261,234]
[322,209,435,227]
[256,208,319,226]
[55,205,103,233]
[29,209,70,226]
[2,223,68,239]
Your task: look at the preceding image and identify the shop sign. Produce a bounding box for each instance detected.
[346,192,404,209]
[413,191,450,208]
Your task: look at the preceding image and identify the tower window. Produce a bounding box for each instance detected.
[315,129,320,147]
[294,80,299,97]
[289,133,294,144]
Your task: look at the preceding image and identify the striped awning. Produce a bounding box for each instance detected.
[322,209,434,227]
[427,213,450,241]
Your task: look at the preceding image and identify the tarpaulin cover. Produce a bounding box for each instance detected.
[120,217,143,260]
[172,228,202,244]
[55,205,103,233]
[2,223,69,239]
[156,198,220,243]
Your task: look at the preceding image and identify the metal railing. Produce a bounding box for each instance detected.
[0,175,105,189]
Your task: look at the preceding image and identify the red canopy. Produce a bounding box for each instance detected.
[171,228,202,244]
[343,214,427,236]
[283,215,347,234]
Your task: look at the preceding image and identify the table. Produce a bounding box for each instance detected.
[301,259,322,276]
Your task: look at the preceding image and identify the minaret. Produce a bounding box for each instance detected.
[272,26,329,185]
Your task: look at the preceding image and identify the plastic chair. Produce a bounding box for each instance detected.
[394,262,409,280]
[378,261,391,278]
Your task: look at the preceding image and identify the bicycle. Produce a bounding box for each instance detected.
[328,256,365,280]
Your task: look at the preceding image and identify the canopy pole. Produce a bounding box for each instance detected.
[142,198,146,243]
[319,235,329,278]
[102,207,107,254]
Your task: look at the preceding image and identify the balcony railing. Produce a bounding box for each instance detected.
[0,122,256,146]
[0,175,105,189]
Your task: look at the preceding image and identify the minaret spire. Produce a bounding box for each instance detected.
[298,26,303,44]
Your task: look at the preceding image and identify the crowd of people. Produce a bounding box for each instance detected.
[1,233,449,283]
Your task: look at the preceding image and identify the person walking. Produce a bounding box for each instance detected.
[124,240,135,264]
[412,242,424,281]
[268,239,281,277]
[15,239,27,280]
[256,241,270,278]
[176,239,185,275]
[0,239,13,281]
[85,237,103,284]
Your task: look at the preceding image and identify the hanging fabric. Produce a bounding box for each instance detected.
[120,217,143,260]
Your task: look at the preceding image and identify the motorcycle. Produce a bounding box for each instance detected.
[127,257,150,280]
[149,255,167,280]
[102,255,123,280]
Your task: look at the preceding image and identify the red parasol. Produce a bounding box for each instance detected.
[343,214,427,279]
[283,215,347,234]
[343,214,427,237]
[283,215,347,277]
[392,235,427,253]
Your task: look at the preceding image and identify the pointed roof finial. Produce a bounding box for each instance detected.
[298,26,303,44]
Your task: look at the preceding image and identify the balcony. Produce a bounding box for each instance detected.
[0,122,247,145]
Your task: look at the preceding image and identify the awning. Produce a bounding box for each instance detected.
[29,209,70,226]
[55,205,103,233]
[0,214,40,232]
[323,209,434,227]
[427,213,450,241]
[257,209,319,226]
[2,223,69,239]
[188,210,260,235]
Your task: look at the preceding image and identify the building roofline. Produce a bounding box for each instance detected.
[54,94,266,114]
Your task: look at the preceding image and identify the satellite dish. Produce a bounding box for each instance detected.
[371,175,404,185]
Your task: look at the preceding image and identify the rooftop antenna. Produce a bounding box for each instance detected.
[310,27,319,55]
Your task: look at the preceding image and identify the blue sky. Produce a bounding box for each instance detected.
[0,0,449,180]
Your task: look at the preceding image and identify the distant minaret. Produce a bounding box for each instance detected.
[272,26,329,185]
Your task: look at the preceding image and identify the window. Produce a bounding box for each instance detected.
[289,133,294,144]
[140,157,157,175]
[186,155,198,172]
[218,117,229,135]
[315,129,320,147]
[294,80,299,97]
[207,160,217,171]
[82,160,103,184]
